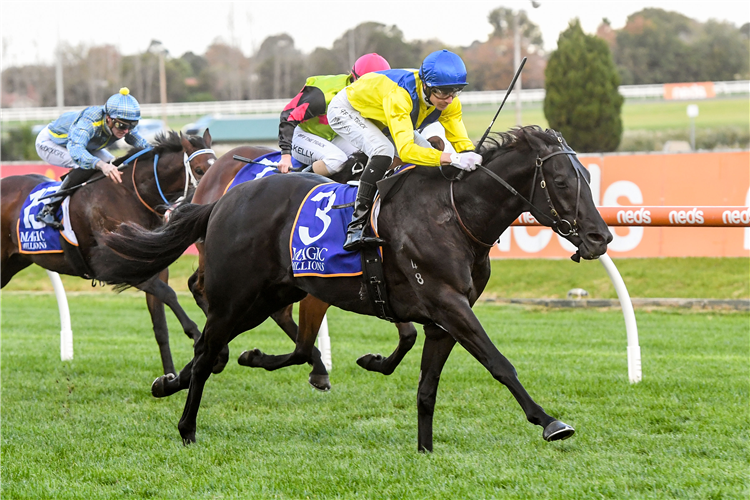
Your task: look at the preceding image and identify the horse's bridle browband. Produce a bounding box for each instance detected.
[450,141,582,248]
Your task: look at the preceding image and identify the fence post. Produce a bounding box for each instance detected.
[46,270,73,361]
[598,254,641,383]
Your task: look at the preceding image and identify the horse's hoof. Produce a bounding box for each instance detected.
[308,373,331,392]
[237,348,263,367]
[181,434,196,446]
[356,353,383,371]
[151,373,175,398]
[543,420,575,442]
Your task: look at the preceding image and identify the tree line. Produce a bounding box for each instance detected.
[2,8,748,109]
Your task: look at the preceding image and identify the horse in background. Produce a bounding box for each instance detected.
[101,126,612,450]
[1,130,216,376]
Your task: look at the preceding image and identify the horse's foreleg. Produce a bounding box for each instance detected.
[357,322,418,375]
[138,272,201,342]
[434,298,573,442]
[417,324,456,453]
[269,299,331,391]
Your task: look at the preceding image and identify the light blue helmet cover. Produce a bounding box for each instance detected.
[105,87,141,121]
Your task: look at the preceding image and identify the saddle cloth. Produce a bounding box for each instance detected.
[290,183,367,277]
[17,182,78,254]
[225,152,305,193]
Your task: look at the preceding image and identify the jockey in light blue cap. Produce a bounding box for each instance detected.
[35,87,150,229]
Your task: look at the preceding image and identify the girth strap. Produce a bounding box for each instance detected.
[360,246,396,322]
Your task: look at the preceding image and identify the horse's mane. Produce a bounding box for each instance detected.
[478,125,560,164]
[114,131,204,166]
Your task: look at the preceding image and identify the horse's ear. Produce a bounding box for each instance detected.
[180,131,193,152]
[520,128,548,154]
[203,128,212,148]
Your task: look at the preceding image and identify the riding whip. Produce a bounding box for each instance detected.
[475,56,527,151]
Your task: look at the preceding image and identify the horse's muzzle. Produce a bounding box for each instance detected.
[575,228,613,260]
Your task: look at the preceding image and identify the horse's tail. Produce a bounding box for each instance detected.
[99,202,216,285]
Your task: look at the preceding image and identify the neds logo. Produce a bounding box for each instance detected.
[669,208,704,224]
[616,208,651,224]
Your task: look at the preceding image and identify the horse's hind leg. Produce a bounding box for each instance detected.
[187,241,209,316]
[0,254,32,288]
[357,322,418,375]
[266,296,331,391]
[417,323,456,453]
[238,294,328,386]
[180,301,278,444]
[144,288,176,376]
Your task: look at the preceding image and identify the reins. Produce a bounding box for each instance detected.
[450,139,582,247]
[131,146,216,216]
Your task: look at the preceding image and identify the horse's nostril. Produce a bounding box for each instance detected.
[587,232,610,245]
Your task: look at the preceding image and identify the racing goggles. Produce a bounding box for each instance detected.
[111,118,138,131]
[429,85,465,99]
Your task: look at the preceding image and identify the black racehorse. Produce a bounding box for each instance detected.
[101,126,612,451]
[188,145,423,389]
[1,130,216,375]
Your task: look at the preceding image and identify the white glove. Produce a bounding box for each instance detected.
[97,161,123,183]
[450,152,482,171]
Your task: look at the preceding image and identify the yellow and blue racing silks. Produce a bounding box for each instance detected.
[344,69,474,166]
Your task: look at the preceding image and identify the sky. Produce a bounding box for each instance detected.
[1,0,749,70]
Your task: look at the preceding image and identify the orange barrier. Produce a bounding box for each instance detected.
[514,206,750,227]
[491,151,750,258]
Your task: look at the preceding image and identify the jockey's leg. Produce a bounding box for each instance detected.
[36,168,96,229]
[342,154,391,251]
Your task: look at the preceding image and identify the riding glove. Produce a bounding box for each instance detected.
[450,151,482,171]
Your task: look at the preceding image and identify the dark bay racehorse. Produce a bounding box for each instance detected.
[189,145,419,389]
[101,126,612,450]
[0,130,216,375]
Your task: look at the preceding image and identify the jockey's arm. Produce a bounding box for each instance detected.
[124,128,151,149]
[278,86,328,172]
[384,89,451,167]
[439,100,475,153]
[66,116,103,170]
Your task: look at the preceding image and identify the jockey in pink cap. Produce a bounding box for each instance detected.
[277,53,390,176]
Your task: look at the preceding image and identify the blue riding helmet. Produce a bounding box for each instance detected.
[104,87,141,122]
[419,50,468,88]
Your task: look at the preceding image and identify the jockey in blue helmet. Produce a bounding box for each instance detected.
[35,87,150,229]
[327,49,482,250]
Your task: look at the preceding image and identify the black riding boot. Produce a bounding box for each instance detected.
[343,155,391,251]
[35,174,76,230]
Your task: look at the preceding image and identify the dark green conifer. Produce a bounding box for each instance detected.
[544,20,624,152]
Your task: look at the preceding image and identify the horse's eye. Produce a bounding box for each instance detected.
[553,176,567,188]
[195,168,205,175]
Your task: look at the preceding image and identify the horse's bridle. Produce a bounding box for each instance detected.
[130,147,216,215]
[450,137,583,248]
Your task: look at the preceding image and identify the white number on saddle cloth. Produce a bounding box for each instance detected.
[23,185,60,230]
[254,165,277,179]
[299,191,336,246]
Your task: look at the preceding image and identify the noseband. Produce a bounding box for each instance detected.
[450,138,583,247]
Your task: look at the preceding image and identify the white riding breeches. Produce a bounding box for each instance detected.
[35,126,114,169]
[291,127,359,175]
[327,91,395,160]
